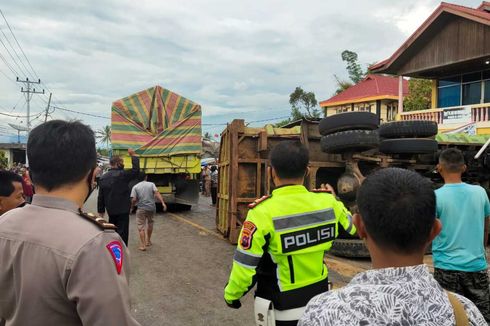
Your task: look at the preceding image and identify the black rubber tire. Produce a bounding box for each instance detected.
[319,112,379,136]
[379,138,438,154]
[378,120,438,138]
[321,130,379,154]
[330,239,370,258]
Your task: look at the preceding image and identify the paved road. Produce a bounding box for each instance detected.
[84,191,255,326]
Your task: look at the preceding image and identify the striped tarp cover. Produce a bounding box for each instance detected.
[111,86,202,156]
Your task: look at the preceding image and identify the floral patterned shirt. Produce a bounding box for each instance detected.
[298,264,486,326]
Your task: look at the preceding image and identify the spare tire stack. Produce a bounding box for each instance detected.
[378,120,438,155]
[319,112,380,154]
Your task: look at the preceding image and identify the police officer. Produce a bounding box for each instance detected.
[0,120,140,325]
[224,141,356,326]
[98,148,140,245]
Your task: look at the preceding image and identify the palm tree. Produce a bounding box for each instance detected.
[96,125,112,148]
[203,131,212,140]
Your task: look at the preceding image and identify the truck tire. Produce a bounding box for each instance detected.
[321,130,379,154]
[379,138,438,154]
[330,239,370,258]
[319,112,378,136]
[379,120,438,138]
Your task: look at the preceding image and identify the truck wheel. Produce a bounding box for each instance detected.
[379,120,438,138]
[319,112,378,136]
[321,130,379,154]
[330,239,370,258]
[379,138,438,154]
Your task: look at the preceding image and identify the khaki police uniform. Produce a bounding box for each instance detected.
[224,185,356,325]
[0,195,140,326]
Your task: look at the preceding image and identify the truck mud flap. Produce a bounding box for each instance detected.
[174,179,200,205]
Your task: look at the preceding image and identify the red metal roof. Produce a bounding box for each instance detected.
[370,1,490,72]
[320,75,408,107]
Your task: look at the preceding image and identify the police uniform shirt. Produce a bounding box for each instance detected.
[0,195,141,326]
[224,185,357,311]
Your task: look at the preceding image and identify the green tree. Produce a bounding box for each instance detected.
[97,147,110,156]
[341,50,366,84]
[203,132,212,140]
[403,79,432,111]
[289,86,320,120]
[0,151,8,169]
[333,75,353,95]
[96,125,112,148]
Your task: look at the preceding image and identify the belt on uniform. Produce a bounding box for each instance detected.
[254,296,305,325]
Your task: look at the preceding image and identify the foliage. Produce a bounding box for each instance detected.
[289,87,320,120]
[403,79,432,111]
[0,151,8,169]
[97,147,110,156]
[333,75,353,95]
[96,125,112,148]
[203,132,212,140]
[341,50,366,84]
[274,118,292,128]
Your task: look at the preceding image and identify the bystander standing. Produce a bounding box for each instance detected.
[97,150,140,246]
[210,165,218,206]
[433,148,490,322]
[0,170,25,216]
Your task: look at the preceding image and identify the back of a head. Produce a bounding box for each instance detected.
[270,141,309,179]
[357,168,435,254]
[28,120,96,191]
[210,166,217,172]
[0,170,23,196]
[439,148,465,173]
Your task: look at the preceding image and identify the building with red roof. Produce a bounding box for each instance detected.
[320,74,408,123]
[371,1,490,134]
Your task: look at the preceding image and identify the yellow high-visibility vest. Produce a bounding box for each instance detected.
[224,185,356,310]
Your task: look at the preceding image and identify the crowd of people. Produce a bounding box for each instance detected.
[0,119,489,325]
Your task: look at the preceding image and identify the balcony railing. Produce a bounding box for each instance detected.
[399,103,490,124]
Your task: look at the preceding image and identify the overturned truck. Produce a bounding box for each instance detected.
[216,113,490,257]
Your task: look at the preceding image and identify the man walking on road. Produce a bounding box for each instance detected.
[224,141,356,326]
[131,172,167,251]
[433,148,490,321]
[0,120,140,325]
[98,149,140,245]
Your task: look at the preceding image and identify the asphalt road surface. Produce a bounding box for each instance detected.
[84,191,255,326]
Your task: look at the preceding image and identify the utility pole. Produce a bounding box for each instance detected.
[16,77,44,165]
[44,92,52,122]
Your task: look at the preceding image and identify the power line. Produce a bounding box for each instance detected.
[0,25,31,78]
[51,105,110,119]
[0,67,14,82]
[0,10,39,80]
[0,110,43,119]
[0,31,29,78]
[0,50,19,76]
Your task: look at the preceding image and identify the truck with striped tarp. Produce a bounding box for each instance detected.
[111,86,202,208]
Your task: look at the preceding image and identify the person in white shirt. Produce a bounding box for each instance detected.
[130,173,166,251]
[299,167,486,326]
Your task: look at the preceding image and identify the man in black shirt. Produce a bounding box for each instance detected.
[98,149,140,245]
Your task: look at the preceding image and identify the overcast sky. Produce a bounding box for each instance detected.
[0,0,483,141]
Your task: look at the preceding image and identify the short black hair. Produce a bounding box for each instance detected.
[357,168,435,254]
[138,171,147,182]
[110,155,123,166]
[0,170,23,196]
[270,141,309,179]
[28,120,96,191]
[210,165,217,172]
[439,148,465,173]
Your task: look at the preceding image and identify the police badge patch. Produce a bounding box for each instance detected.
[240,221,257,250]
[106,241,124,274]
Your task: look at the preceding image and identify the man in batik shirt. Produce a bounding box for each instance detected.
[299,168,485,326]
